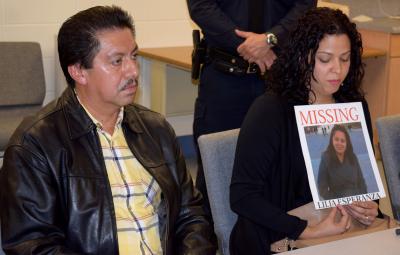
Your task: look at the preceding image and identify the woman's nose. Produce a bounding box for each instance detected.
[331,59,342,74]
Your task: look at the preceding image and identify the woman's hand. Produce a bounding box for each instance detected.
[299,205,351,239]
[344,201,379,226]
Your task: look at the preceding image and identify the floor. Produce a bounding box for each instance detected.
[185,156,198,182]
[178,135,198,181]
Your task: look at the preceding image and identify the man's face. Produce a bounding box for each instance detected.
[81,28,139,110]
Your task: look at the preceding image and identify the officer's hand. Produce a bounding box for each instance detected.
[235,29,271,61]
[252,48,277,74]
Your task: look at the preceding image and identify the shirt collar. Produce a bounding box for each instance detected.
[74,89,124,130]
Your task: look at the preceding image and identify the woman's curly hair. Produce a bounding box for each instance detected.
[267,7,365,104]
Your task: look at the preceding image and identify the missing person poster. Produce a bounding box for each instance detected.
[294,102,386,210]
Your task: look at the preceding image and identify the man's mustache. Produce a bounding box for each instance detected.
[118,78,138,92]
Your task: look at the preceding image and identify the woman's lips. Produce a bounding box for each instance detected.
[328,79,341,86]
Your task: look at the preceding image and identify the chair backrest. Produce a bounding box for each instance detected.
[0,42,45,150]
[198,129,239,255]
[376,115,400,221]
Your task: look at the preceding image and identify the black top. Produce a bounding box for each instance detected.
[187,0,317,53]
[318,151,367,200]
[229,93,373,254]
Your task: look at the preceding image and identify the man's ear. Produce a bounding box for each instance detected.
[68,63,88,85]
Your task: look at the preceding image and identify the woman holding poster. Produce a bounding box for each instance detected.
[229,7,381,255]
[317,124,367,200]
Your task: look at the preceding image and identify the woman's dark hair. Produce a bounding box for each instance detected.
[268,7,364,104]
[325,124,357,163]
[57,5,135,87]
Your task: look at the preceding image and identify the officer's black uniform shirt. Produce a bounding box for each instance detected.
[187,0,317,53]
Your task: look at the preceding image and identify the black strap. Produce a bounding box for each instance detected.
[248,0,265,33]
[207,47,261,75]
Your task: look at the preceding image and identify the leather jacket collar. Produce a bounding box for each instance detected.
[60,88,165,168]
[61,87,143,139]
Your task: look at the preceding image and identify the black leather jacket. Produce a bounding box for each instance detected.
[0,88,216,255]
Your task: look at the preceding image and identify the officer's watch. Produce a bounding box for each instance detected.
[265,33,277,47]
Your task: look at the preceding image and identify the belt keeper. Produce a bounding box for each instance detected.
[246,63,258,74]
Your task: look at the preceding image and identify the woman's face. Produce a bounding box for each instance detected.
[310,34,351,104]
[332,130,347,155]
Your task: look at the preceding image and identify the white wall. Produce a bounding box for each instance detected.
[0,0,195,104]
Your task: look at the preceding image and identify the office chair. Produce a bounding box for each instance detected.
[376,115,400,221]
[0,42,46,151]
[198,129,240,255]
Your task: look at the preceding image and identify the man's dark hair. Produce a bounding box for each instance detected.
[57,5,135,87]
[268,7,365,104]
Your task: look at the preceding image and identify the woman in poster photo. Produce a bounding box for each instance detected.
[317,124,367,200]
[229,7,381,255]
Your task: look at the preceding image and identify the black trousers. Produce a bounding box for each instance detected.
[193,63,266,221]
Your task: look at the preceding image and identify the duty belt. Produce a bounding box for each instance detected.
[207,47,260,75]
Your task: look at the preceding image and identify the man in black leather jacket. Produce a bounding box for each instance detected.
[0,6,215,255]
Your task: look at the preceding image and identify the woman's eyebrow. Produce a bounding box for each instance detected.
[316,50,351,56]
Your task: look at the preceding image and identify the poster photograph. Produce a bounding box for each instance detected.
[294,102,386,209]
